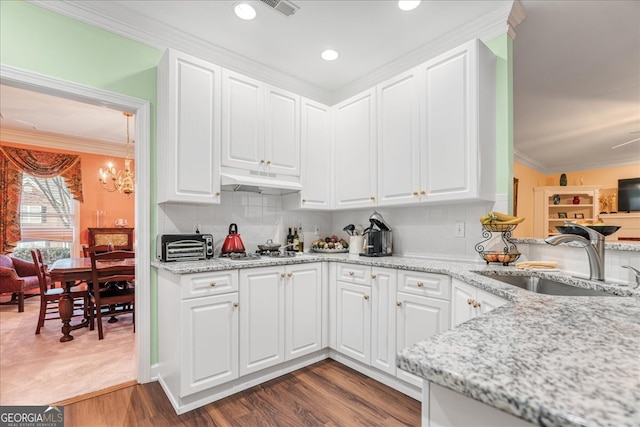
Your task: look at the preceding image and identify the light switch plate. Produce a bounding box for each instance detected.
[454,221,465,238]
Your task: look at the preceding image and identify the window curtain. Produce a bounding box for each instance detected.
[0,146,83,254]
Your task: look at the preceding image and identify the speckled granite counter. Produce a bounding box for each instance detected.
[513,237,640,252]
[153,254,640,426]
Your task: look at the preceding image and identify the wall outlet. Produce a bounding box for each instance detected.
[454,221,465,238]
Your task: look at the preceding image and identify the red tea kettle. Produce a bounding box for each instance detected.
[221,223,246,254]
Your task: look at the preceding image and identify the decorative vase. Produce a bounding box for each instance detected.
[560,173,567,186]
[573,196,580,205]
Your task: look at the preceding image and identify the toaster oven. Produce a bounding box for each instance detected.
[157,234,214,262]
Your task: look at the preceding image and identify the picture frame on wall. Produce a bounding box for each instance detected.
[558,212,568,219]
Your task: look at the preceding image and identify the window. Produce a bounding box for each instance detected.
[13,175,76,264]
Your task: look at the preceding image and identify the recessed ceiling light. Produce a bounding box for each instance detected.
[321,49,339,61]
[234,3,256,20]
[398,0,421,11]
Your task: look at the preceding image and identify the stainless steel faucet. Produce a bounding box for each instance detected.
[545,223,605,281]
[622,266,640,288]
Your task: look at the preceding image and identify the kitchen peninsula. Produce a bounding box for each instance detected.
[153,252,640,426]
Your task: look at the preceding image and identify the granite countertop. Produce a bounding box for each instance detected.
[152,253,640,426]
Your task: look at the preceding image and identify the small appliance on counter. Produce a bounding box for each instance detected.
[157,233,214,262]
[360,211,392,257]
[221,223,246,255]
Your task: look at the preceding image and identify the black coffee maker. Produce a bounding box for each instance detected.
[360,211,392,257]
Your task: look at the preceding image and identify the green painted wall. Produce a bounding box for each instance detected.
[486,35,514,213]
[1,0,162,364]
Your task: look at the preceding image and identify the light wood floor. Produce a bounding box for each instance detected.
[64,359,420,426]
[0,296,136,405]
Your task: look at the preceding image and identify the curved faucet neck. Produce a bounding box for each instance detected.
[545,230,605,281]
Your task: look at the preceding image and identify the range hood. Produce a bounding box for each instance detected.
[220,169,302,195]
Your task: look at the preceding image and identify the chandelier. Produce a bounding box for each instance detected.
[99,112,135,195]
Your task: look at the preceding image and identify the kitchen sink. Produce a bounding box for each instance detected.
[479,273,616,296]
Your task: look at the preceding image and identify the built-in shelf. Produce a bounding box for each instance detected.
[533,185,601,238]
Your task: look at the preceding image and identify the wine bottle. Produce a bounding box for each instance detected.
[287,227,293,246]
[298,224,304,253]
[292,227,300,251]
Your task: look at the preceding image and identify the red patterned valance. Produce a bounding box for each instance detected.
[0,146,84,254]
[0,146,83,202]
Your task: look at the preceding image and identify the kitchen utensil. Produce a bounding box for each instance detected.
[257,239,281,251]
[221,223,246,254]
[355,224,364,236]
[343,224,355,236]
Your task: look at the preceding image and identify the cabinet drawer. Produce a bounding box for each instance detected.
[336,263,371,285]
[397,270,450,299]
[181,270,238,299]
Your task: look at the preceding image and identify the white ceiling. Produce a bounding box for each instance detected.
[1,0,638,174]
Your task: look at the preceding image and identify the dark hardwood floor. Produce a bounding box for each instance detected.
[64,359,420,426]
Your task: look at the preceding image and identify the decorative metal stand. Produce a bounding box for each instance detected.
[475,223,520,266]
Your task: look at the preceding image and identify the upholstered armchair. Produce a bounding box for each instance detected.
[0,254,44,312]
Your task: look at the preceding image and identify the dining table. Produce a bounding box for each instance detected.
[48,256,136,342]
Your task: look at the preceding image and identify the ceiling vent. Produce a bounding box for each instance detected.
[259,0,300,17]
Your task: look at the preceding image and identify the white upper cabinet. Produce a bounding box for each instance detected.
[288,97,332,209]
[265,86,300,175]
[377,68,422,206]
[333,88,377,209]
[419,39,496,202]
[222,69,300,177]
[157,49,222,204]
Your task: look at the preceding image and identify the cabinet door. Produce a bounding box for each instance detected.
[157,49,221,204]
[476,288,507,315]
[285,263,322,360]
[336,281,371,364]
[265,85,300,176]
[421,39,495,202]
[180,293,239,396]
[333,88,377,209]
[377,68,422,206]
[239,267,284,376]
[450,279,477,327]
[299,98,332,209]
[396,292,449,387]
[222,69,264,171]
[371,268,397,375]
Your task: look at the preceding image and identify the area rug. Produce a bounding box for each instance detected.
[0,296,136,405]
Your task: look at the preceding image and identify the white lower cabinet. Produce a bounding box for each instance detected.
[396,271,450,387]
[451,278,507,327]
[240,263,322,376]
[158,269,239,399]
[336,280,371,363]
[370,268,398,375]
[181,293,239,394]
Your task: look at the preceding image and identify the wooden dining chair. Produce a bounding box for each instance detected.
[82,243,115,258]
[31,249,89,335]
[88,250,135,340]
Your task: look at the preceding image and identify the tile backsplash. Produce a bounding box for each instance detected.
[157,191,333,255]
[157,191,506,261]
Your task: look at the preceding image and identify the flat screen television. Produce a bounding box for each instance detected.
[618,177,640,212]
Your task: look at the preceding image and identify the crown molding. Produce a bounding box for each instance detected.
[0,128,130,157]
[514,148,640,175]
[28,0,513,107]
[514,149,547,173]
[508,1,527,40]
[330,6,514,104]
[27,0,332,105]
